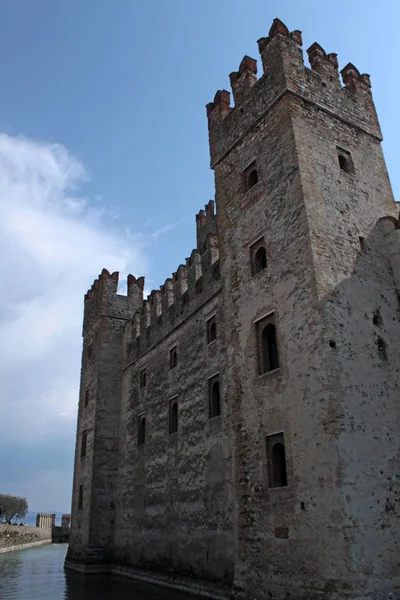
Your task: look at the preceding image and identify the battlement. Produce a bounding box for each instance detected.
[207,18,381,166]
[83,269,144,334]
[123,213,221,365]
[196,199,217,252]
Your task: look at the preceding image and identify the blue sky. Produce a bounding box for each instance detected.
[0,0,399,513]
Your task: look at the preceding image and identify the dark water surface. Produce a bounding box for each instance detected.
[0,544,200,600]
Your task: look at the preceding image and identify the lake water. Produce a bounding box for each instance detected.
[0,544,200,600]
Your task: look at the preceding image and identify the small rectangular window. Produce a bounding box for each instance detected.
[138,414,146,445]
[140,368,147,389]
[169,398,178,434]
[242,161,259,192]
[266,432,288,488]
[88,344,93,359]
[207,315,217,344]
[84,389,89,408]
[208,374,221,419]
[78,485,83,509]
[169,346,178,370]
[256,313,279,375]
[81,429,88,457]
[337,146,354,174]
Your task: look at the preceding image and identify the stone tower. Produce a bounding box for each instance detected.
[67,270,143,564]
[67,18,400,600]
[206,18,400,600]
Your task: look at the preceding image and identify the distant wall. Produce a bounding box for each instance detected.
[0,523,51,554]
[36,513,55,528]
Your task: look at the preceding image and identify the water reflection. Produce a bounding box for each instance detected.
[0,544,200,600]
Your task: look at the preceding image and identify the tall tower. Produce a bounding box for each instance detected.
[207,18,400,600]
[66,270,143,566]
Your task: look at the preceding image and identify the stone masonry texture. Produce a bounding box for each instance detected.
[66,18,400,600]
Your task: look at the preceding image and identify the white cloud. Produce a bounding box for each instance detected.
[0,133,145,444]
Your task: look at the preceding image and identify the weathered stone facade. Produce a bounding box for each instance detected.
[66,19,400,600]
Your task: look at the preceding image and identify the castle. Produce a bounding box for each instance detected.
[65,19,400,600]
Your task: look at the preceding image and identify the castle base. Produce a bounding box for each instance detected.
[64,558,231,600]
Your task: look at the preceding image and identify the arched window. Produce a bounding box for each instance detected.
[254,246,267,273]
[271,443,288,487]
[266,433,288,488]
[242,161,259,192]
[169,401,178,434]
[207,316,217,343]
[261,323,279,373]
[138,415,146,445]
[247,169,258,189]
[209,379,221,418]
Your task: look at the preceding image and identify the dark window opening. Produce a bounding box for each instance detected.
[169,347,178,370]
[254,246,267,273]
[337,147,354,174]
[78,485,83,509]
[140,368,147,388]
[377,336,388,361]
[138,415,146,445]
[266,433,288,488]
[243,161,259,192]
[359,236,366,251]
[250,239,267,276]
[207,316,217,344]
[84,389,89,408]
[209,378,221,418]
[329,340,336,349]
[88,344,93,359]
[373,310,382,328]
[261,322,279,373]
[169,400,178,434]
[81,429,87,457]
[247,169,258,189]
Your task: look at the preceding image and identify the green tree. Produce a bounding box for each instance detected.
[0,494,28,524]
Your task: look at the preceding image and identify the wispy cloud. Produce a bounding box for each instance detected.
[0,133,144,458]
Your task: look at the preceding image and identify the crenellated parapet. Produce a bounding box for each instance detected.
[196,199,217,252]
[207,17,381,166]
[124,212,221,365]
[83,268,144,334]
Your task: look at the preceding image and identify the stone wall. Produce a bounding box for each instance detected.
[67,17,400,600]
[0,524,51,554]
[36,513,55,528]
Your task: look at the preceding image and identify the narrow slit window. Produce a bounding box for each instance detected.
[138,415,146,445]
[78,485,83,509]
[169,399,178,434]
[207,316,217,344]
[88,344,93,359]
[140,368,147,389]
[84,389,89,408]
[81,429,88,458]
[169,346,178,370]
[266,433,288,488]
[209,376,221,418]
